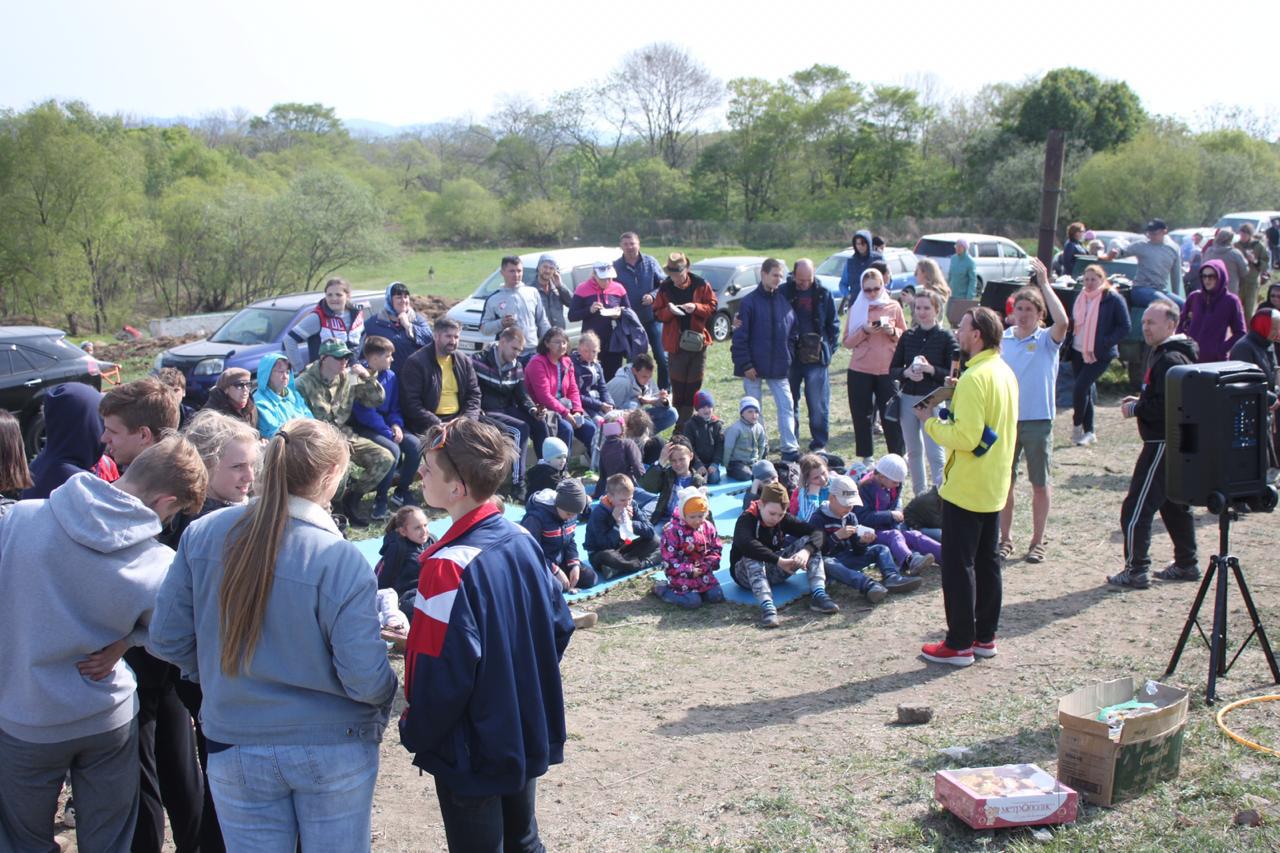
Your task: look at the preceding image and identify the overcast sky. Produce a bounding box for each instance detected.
[6,0,1276,131]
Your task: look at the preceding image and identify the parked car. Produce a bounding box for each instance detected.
[814,247,918,300]
[0,326,113,455]
[155,289,385,403]
[1214,211,1280,233]
[444,246,617,353]
[1169,227,1215,249]
[691,256,768,342]
[913,233,1031,295]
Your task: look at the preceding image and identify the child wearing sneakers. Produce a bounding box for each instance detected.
[722,396,768,481]
[816,474,922,600]
[856,454,941,575]
[525,436,569,496]
[730,481,838,627]
[521,478,596,592]
[656,486,725,608]
[788,453,829,522]
[584,474,661,579]
[682,390,724,484]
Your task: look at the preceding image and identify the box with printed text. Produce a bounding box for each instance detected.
[934,763,1078,829]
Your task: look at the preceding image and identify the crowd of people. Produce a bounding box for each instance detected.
[3,221,1279,851]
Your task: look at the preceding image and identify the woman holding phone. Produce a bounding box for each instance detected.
[890,289,959,495]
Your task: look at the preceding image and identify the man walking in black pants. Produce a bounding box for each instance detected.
[1108,301,1201,588]
[916,307,1019,667]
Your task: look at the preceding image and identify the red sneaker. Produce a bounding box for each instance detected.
[921,641,974,667]
[972,639,998,659]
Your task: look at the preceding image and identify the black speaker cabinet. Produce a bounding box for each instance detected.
[1166,361,1270,507]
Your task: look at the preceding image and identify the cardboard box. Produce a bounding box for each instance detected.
[935,763,1078,829]
[1056,676,1189,806]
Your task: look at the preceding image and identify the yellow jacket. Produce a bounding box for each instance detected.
[924,348,1019,513]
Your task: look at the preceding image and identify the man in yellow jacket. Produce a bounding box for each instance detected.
[916,306,1019,667]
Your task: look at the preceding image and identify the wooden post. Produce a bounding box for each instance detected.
[1037,129,1066,268]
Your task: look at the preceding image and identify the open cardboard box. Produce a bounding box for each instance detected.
[935,763,1078,829]
[1056,676,1189,806]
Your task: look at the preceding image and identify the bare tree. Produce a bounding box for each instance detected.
[609,42,723,168]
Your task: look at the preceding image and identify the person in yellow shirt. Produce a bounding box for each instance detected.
[916,306,1019,667]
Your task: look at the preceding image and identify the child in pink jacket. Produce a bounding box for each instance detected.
[656,487,724,608]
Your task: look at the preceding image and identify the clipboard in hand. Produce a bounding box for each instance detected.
[913,385,954,411]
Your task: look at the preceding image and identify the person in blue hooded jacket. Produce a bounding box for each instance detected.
[731,258,801,461]
[23,381,107,499]
[253,352,314,440]
[837,229,883,304]
[362,281,432,374]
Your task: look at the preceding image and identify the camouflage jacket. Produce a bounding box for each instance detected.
[295,362,385,436]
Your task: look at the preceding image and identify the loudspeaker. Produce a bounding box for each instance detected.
[1166,361,1270,507]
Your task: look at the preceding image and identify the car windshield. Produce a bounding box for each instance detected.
[915,239,957,258]
[474,266,539,299]
[690,265,733,292]
[816,254,848,277]
[1215,217,1257,231]
[209,307,298,345]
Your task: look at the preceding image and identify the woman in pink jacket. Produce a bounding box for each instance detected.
[843,267,907,466]
[524,327,597,455]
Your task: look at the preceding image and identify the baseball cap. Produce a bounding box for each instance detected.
[826,473,860,504]
[318,340,353,359]
[1144,218,1168,232]
[593,262,617,279]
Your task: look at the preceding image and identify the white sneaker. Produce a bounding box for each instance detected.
[1071,425,1086,445]
[1082,432,1097,446]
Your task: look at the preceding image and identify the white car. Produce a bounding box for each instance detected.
[1214,210,1280,233]
[445,246,617,352]
[913,233,1031,293]
[814,247,917,299]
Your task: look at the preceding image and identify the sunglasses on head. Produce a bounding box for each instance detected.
[426,420,467,494]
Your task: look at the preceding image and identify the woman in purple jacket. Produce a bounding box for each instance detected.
[1177,258,1245,363]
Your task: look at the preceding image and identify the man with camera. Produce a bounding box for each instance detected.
[1109,301,1201,589]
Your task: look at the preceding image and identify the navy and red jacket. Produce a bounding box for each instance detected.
[519,491,582,572]
[399,503,574,797]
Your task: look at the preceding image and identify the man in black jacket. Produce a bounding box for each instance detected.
[472,326,539,496]
[1230,308,1280,476]
[781,259,839,452]
[399,317,482,437]
[1109,302,1200,588]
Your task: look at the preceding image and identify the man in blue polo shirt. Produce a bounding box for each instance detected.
[613,232,669,390]
[998,258,1069,565]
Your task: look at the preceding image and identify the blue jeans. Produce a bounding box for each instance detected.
[207,741,379,853]
[825,544,895,591]
[553,414,597,455]
[354,427,423,501]
[898,391,946,496]
[435,776,543,853]
[619,401,677,434]
[788,362,831,449]
[1130,285,1185,309]
[743,376,798,455]
[643,320,670,390]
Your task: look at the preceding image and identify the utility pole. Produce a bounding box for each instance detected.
[1037,129,1066,267]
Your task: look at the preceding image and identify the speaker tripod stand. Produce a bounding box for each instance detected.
[1165,507,1279,704]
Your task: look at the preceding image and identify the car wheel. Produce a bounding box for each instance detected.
[711,311,732,342]
[23,409,44,460]
[975,276,984,298]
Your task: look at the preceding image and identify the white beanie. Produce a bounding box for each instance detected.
[875,453,908,484]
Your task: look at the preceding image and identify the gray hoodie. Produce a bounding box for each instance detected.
[0,473,171,743]
[1202,230,1249,295]
[606,364,661,410]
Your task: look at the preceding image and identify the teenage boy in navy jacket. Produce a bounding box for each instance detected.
[400,418,574,850]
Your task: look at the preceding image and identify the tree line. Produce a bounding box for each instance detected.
[2,44,1278,334]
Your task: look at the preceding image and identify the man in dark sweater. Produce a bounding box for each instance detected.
[1109,302,1201,588]
[781,259,839,451]
[401,418,574,850]
[729,481,838,627]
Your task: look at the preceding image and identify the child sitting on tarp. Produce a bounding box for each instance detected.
[639,436,705,526]
[682,390,724,483]
[595,414,645,498]
[856,454,941,575]
[624,407,664,467]
[521,478,596,593]
[723,396,768,481]
[788,453,830,522]
[741,459,778,511]
[815,474,921,602]
[376,506,435,620]
[730,481,838,628]
[655,486,724,608]
[584,474,661,580]
[525,436,570,497]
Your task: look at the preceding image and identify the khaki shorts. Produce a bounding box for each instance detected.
[1011,419,1053,487]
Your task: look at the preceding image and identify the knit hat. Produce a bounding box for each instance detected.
[541,437,569,463]
[537,253,558,270]
[555,478,588,515]
[602,419,624,438]
[694,390,714,410]
[677,485,708,516]
[875,453,908,485]
[739,396,761,415]
[751,459,777,482]
[826,473,860,505]
[760,481,789,507]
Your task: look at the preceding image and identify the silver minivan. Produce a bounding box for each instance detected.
[913,232,1031,293]
[446,247,618,353]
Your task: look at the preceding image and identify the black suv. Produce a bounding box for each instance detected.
[0,326,111,455]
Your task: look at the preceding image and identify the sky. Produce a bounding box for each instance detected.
[5,0,1276,131]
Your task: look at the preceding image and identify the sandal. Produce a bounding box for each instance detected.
[1025,542,1046,564]
[998,540,1015,559]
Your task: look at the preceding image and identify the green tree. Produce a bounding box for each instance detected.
[1071,129,1201,229]
[1015,68,1143,151]
[428,178,502,243]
